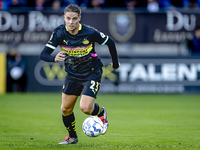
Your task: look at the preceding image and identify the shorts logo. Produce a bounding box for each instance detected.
[109,11,135,43]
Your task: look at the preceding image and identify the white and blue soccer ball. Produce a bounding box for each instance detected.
[82,116,103,137]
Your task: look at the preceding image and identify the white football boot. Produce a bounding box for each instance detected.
[58,136,78,144]
[98,107,108,135]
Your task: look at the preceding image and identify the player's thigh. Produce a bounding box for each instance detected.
[80,79,101,114]
[80,95,95,113]
[61,93,78,114]
[62,77,83,96]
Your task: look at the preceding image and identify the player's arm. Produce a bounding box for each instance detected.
[105,37,120,70]
[40,46,56,62]
[93,30,120,70]
[40,29,65,62]
[40,46,65,62]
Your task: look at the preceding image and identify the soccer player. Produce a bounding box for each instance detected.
[40,4,120,144]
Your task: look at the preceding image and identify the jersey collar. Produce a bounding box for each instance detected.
[65,24,82,31]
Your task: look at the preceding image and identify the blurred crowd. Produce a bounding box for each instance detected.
[0,0,200,12]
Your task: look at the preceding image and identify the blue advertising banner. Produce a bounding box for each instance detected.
[23,56,200,94]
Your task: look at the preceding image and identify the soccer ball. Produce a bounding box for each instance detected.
[82,116,103,137]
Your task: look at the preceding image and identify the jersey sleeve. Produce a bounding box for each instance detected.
[93,28,119,69]
[46,29,61,50]
[93,29,109,46]
[40,28,62,62]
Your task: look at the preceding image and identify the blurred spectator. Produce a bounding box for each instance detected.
[78,0,89,7]
[87,0,106,8]
[52,0,61,10]
[35,0,46,10]
[1,0,200,10]
[0,0,10,10]
[125,0,137,9]
[159,0,186,9]
[27,0,49,10]
[6,47,27,92]
[184,0,199,8]
[0,0,2,9]
[159,0,171,9]
[9,0,23,8]
[185,26,200,55]
[147,0,159,12]
[125,0,149,9]
[61,0,78,7]
[159,0,200,9]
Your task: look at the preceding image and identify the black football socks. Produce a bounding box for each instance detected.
[62,112,77,138]
[91,103,104,117]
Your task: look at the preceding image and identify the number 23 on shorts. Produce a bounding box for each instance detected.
[90,80,100,94]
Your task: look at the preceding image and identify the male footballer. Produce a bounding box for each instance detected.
[40,4,120,144]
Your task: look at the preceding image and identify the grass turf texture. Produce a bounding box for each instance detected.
[0,93,200,150]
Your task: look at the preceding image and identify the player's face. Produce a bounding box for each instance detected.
[64,12,81,34]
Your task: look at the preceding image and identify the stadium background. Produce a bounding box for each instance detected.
[0,0,200,94]
[1,1,200,149]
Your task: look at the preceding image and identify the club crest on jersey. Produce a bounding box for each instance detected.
[109,11,135,43]
[82,39,89,44]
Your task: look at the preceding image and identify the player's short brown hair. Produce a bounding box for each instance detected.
[64,4,81,16]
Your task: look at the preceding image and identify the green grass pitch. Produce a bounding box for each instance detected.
[0,93,200,150]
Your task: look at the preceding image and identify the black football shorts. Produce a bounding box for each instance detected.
[62,69,102,98]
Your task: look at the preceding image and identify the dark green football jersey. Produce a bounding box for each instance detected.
[46,24,109,79]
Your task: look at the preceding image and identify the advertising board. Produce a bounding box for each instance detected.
[23,56,200,94]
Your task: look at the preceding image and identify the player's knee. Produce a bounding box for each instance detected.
[61,105,73,116]
[80,105,92,115]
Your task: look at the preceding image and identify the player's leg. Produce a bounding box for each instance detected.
[80,95,95,115]
[59,78,83,144]
[59,93,78,144]
[61,93,78,138]
[80,79,108,135]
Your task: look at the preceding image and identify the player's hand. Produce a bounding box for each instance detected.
[55,51,66,62]
[110,62,120,70]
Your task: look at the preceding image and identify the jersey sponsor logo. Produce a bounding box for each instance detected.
[109,11,135,43]
[82,39,89,44]
[60,44,93,57]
